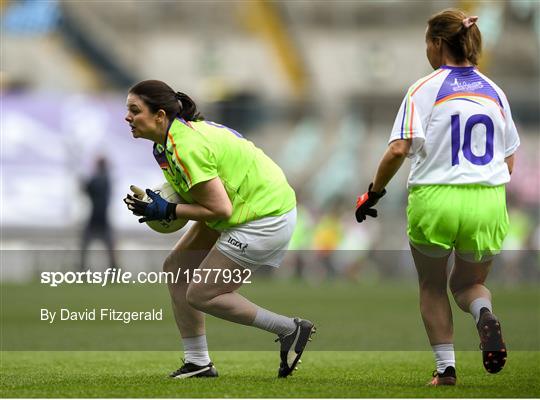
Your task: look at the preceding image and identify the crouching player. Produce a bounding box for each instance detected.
[123,80,315,378]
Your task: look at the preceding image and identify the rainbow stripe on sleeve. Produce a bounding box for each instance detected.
[400,69,446,139]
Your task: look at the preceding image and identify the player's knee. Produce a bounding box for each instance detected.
[185,286,201,309]
[162,254,177,274]
[449,276,482,296]
[449,278,461,295]
[185,285,210,310]
[162,255,191,287]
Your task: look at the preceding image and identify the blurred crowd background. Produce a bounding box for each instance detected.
[2,0,539,282]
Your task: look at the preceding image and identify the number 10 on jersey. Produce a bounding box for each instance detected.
[451,114,494,166]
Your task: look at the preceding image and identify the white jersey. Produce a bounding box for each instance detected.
[389,66,520,187]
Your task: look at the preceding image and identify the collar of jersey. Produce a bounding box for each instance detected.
[440,65,476,71]
[161,116,191,147]
[153,116,181,153]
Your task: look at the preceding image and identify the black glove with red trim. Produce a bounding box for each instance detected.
[355,183,386,223]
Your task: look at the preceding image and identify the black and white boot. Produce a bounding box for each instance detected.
[276,318,316,378]
[169,361,218,379]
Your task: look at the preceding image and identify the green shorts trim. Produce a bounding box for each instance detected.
[407,184,509,262]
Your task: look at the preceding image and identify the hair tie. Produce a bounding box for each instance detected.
[463,16,479,29]
[175,92,183,101]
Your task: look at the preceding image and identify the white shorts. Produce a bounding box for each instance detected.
[215,208,297,269]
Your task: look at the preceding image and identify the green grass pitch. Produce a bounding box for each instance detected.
[1,280,539,397]
[2,351,539,397]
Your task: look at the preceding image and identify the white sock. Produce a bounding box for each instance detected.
[469,298,492,323]
[252,307,296,336]
[432,343,455,374]
[183,335,211,366]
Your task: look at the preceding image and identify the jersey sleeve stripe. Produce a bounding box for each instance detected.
[402,100,410,139]
[410,69,445,97]
[167,133,193,187]
[407,101,415,139]
[400,69,445,139]
[400,100,407,139]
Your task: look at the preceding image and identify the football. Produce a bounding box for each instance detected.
[142,182,188,234]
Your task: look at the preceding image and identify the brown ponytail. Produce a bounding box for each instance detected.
[175,92,203,121]
[129,80,204,122]
[427,8,482,65]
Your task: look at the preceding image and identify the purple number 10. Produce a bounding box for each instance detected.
[451,114,494,166]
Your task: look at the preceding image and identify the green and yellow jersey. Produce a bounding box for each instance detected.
[153,117,296,231]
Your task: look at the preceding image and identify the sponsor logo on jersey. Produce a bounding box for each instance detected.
[451,78,483,92]
[227,237,248,253]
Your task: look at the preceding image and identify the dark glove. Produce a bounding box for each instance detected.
[124,189,176,223]
[355,183,386,223]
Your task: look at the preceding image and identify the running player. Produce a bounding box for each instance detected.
[355,9,519,385]
[123,80,315,378]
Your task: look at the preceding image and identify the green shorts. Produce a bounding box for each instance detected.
[407,184,509,262]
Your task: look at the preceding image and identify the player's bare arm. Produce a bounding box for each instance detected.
[371,139,412,193]
[174,177,233,221]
